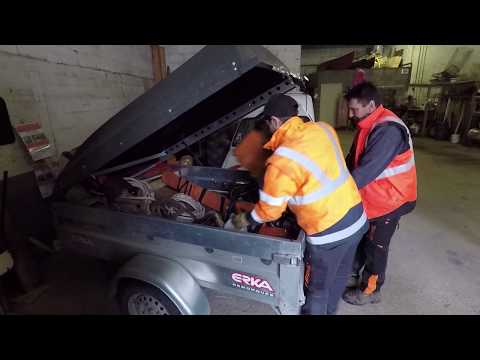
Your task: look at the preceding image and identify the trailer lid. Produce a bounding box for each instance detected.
[55,45,301,196]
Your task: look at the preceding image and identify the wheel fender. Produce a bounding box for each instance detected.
[111,254,210,315]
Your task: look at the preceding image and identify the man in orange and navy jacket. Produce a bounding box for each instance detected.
[233,94,368,315]
[342,82,417,305]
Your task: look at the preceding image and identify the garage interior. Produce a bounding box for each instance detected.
[0,45,479,315]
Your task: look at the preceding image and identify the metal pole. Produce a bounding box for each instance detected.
[0,171,7,252]
[0,171,8,314]
[422,87,432,136]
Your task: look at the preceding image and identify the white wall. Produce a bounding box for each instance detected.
[0,45,153,176]
[393,45,480,104]
[1,45,302,177]
[163,45,302,74]
[395,45,480,82]
[302,45,480,104]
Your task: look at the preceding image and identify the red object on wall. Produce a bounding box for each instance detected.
[352,69,366,86]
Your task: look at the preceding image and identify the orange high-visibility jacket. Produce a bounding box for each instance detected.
[234,130,271,178]
[353,106,417,219]
[251,116,363,239]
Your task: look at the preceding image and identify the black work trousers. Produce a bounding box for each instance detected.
[352,216,400,292]
[302,222,368,315]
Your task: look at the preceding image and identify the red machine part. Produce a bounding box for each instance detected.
[161,171,254,214]
[137,158,288,239]
[257,224,288,238]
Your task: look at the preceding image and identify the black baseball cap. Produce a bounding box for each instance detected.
[262,94,299,119]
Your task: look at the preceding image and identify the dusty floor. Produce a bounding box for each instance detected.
[7,130,480,315]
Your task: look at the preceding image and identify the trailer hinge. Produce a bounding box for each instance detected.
[272,253,301,266]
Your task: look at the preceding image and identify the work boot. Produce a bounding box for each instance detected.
[345,274,359,288]
[342,288,381,305]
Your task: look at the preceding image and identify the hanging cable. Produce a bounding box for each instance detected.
[120,177,155,201]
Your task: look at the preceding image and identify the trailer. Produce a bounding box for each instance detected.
[52,45,312,315]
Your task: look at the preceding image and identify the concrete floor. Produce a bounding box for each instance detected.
[8,130,480,315]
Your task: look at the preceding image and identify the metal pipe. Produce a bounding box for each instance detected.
[413,46,420,84]
[420,46,428,104]
[411,46,418,101]
[419,46,424,83]
[413,46,424,102]
[454,102,466,134]
[417,45,423,103]
[418,46,425,83]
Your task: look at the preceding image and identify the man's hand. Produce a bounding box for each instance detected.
[224,212,250,232]
[232,212,250,230]
[0,251,14,276]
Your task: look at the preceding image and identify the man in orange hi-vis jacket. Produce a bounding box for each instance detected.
[342,82,417,306]
[231,94,368,315]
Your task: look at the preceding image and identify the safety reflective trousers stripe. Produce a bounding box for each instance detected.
[306,211,367,245]
[367,116,416,181]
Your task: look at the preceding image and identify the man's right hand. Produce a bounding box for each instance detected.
[224,212,250,232]
[232,212,250,230]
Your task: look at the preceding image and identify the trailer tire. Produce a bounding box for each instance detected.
[119,281,181,315]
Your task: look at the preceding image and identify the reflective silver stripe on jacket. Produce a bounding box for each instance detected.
[376,156,415,180]
[273,123,350,206]
[367,116,416,181]
[306,211,367,245]
[259,190,290,206]
[250,209,265,224]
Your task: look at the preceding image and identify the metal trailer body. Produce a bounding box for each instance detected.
[54,202,305,315]
[51,45,309,314]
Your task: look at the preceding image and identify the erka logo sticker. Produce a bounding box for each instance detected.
[231,272,275,297]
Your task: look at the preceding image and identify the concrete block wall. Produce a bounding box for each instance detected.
[163,45,302,74]
[0,45,153,176]
[1,45,302,177]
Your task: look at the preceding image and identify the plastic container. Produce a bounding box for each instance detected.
[450,133,460,144]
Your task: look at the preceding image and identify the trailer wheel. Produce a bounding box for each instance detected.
[119,281,181,315]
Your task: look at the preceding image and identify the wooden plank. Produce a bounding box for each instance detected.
[151,45,161,83]
[158,46,167,80]
[151,46,168,84]
[151,45,167,82]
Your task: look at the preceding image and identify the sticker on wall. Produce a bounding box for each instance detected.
[15,122,55,161]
